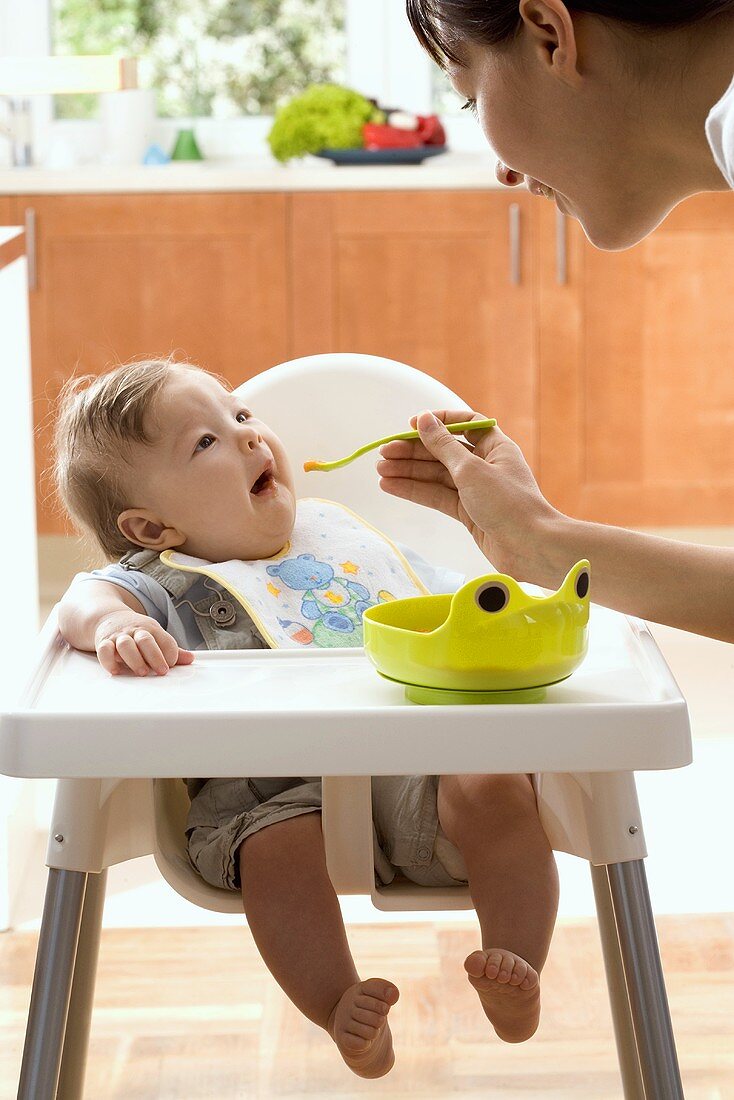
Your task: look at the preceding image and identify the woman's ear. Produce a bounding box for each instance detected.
[519,0,582,87]
[117,509,185,551]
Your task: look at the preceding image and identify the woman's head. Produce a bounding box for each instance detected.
[407,0,734,249]
[54,358,297,562]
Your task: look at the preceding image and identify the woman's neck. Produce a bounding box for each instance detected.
[647,14,734,195]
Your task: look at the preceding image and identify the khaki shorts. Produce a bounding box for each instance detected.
[185,774,469,893]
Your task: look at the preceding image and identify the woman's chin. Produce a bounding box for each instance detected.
[577,200,672,252]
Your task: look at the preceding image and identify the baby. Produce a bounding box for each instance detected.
[55,358,559,1079]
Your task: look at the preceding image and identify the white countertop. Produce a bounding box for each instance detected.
[0,152,505,194]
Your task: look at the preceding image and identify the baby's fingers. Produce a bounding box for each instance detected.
[115,633,149,676]
[132,629,174,676]
[150,624,195,670]
[97,637,123,676]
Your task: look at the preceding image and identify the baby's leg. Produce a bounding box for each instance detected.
[238,812,399,1079]
[437,774,559,1043]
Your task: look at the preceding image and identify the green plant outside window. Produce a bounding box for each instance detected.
[52,0,346,119]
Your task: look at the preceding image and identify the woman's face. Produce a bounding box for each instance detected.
[447,6,694,251]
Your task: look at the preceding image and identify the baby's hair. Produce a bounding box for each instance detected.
[53,356,211,559]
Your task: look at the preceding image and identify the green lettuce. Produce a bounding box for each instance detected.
[268,83,384,163]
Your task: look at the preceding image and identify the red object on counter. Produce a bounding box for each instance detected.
[416,114,447,145]
[362,115,446,151]
[363,122,423,150]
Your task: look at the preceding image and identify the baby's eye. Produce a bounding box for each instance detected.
[195,434,215,451]
[461,98,478,117]
[235,411,250,423]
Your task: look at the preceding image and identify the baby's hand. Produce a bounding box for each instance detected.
[93,610,195,677]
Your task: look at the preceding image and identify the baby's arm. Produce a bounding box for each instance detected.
[58,579,194,677]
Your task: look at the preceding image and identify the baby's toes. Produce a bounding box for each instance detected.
[519,967,539,992]
[487,950,507,980]
[508,957,529,987]
[359,978,399,1007]
[463,950,486,979]
[353,1001,389,1029]
[497,951,523,984]
[345,1019,382,1043]
[464,949,499,979]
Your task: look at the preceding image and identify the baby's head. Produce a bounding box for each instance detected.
[54,358,297,562]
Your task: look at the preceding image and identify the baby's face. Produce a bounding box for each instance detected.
[122,367,296,561]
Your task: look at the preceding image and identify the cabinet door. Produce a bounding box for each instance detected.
[17,193,289,533]
[291,191,537,463]
[537,194,734,525]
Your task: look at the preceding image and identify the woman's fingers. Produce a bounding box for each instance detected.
[412,411,479,484]
[406,408,479,429]
[380,436,474,462]
[376,454,458,487]
[378,475,461,521]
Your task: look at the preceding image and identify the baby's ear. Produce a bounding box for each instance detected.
[117,509,184,551]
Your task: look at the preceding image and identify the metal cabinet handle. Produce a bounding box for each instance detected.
[555,207,567,285]
[24,207,37,291]
[509,202,521,285]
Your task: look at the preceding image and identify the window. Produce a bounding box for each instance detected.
[1,0,491,157]
[52,0,346,120]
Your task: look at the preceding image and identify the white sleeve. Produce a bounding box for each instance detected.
[396,542,465,595]
[706,74,734,189]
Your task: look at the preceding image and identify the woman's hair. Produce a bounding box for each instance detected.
[53,356,203,559]
[407,0,734,65]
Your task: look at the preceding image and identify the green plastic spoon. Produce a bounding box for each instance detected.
[303,418,497,473]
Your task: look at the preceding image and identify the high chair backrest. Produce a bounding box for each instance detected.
[238,353,490,580]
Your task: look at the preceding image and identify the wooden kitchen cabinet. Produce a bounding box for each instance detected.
[11,184,734,535]
[290,191,539,465]
[13,193,289,533]
[536,193,734,525]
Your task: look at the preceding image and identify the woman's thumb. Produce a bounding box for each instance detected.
[416,411,470,471]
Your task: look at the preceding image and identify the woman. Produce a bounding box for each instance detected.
[379,0,734,643]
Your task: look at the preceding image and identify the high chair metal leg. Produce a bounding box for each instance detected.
[55,869,107,1100]
[591,863,645,1100]
[17,868,88,1100]
[607,859,685,1100]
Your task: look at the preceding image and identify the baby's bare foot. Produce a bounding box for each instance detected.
[464,948,540,1043]
[326,977,399,1078]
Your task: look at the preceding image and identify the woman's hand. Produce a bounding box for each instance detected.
[376,409,560,578]
[94,610,195,677]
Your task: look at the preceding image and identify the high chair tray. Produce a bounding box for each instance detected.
[0,605,691,779]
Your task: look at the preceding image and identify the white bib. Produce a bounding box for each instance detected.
[161,498,429,649]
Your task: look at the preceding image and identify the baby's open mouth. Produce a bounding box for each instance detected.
[250,462,275,495]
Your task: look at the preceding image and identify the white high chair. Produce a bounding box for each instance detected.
[1,354,692,1100]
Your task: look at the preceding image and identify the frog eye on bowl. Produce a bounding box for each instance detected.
[575,570,590,599]
[475,581,510,613]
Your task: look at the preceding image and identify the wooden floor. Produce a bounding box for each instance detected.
[1,915,733,1099]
